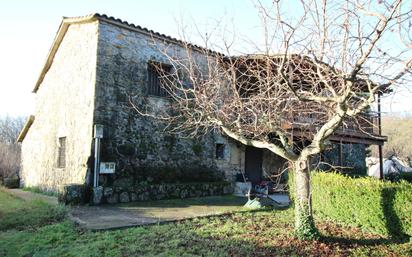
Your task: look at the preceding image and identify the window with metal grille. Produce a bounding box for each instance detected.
[215,143,225,159]
[57,137,66,168]
[147,62,172,97]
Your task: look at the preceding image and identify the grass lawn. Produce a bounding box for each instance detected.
[0,188,65,231]
[0,188,411,257]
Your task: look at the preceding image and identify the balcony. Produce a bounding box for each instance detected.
[282,112,387,145]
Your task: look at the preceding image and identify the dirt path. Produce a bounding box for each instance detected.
[3,188,58,205]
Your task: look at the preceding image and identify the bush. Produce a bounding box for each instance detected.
[3,176,19,188]
[400,172,412,183]
[311,172,412,238]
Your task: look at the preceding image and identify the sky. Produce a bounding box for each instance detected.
[0,0,411,117]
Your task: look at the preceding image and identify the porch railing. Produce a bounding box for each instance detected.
[282,111,382,138]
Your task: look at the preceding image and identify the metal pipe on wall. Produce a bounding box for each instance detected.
[93,124,104,187]
[93,138,101,187]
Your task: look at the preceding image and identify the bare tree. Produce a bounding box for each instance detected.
[373,116,412,160]
[132,0,412,240]
[0,116,25,179]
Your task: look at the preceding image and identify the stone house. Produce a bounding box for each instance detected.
[17,14,386,203]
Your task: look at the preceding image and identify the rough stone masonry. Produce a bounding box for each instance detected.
[19,15,244,200]
[19,14,367,204]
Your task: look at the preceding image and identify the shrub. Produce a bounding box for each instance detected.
[400,172,412,183]
[311,172,412,238]
[3,176,19,188]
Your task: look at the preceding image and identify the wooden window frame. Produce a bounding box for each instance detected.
[147,61,172,97]
[57,137,66,168]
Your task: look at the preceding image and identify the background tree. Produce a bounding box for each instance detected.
[133,0,412,240]
[0,116,25,180]
[372,116,412,163]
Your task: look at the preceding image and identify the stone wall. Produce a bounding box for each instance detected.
[92,21,231,187]
[20,18,239,195]
[20,21,99,191]
[214,135,245,182]
[91,181,233,205]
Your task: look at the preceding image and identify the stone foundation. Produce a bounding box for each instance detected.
[91,181,233,205]
[58,184,87,205]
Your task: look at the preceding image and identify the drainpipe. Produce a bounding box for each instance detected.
[377,93,384,180]
[93,124,104,187]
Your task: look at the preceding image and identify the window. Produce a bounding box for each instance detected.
[147,62,172,97]
[57,137,66,168]
[215,143,225,159]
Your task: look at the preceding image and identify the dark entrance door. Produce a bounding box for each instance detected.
[245,146,263,184]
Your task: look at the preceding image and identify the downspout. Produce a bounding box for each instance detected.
[377,93,384,180]
[93,124,104,187]
[93,138,101,187]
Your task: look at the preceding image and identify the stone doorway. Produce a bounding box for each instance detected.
[245,146,263,184]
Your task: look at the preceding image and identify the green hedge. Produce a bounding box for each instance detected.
[311,172,412,237]
[400,172,412,183]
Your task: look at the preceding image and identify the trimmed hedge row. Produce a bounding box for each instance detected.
[400,172,412,183]
[289,171,412,237]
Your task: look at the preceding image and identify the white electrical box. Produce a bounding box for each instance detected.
[100,162,116,174]
[94,124,104,139]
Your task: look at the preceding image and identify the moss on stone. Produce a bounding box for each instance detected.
[137,139,153,154]
[117,143,135,156]
[164,135,177,151]
[130,166,224,184]
[192,143,203,156]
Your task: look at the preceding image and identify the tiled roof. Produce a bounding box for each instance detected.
[92,13,220,55]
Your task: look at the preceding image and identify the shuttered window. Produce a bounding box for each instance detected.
[215,143,225,159]
[147,62,172,97]
[57,137,66,168]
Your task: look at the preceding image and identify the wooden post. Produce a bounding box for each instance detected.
[339,140,343,172]
[377,93,384,180]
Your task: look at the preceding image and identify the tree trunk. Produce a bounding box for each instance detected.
[293,159,319,240]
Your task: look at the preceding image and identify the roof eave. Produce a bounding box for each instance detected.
[32,14,99,93]
[17,115,35,143]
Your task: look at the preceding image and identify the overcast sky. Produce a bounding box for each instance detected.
[0,0,411,117]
